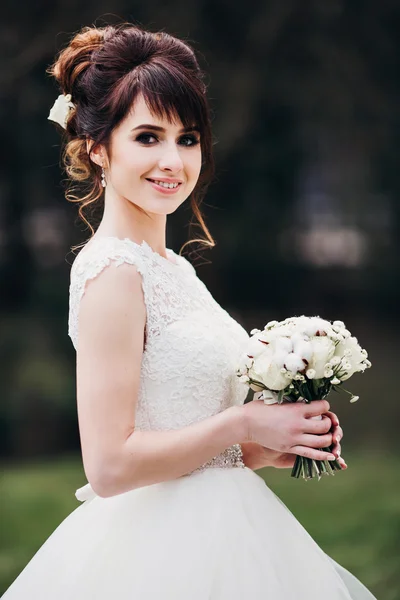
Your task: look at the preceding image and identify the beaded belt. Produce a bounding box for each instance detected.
[190,443,245,475]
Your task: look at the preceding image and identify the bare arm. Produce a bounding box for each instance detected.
[112,406,243,495]
[76,261,245,499]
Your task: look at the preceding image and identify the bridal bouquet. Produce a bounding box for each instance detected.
[236,316,371,480]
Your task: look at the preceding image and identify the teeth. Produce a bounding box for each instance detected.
[152,180,179,189]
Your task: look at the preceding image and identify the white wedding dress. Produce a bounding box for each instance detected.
[2,237,377,599]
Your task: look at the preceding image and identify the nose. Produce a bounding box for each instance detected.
[158,142,184,174]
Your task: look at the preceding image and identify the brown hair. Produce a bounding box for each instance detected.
[47,22,215,256]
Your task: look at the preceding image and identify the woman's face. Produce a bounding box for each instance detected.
[98,93,202,215]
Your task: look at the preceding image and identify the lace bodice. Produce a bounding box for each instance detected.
[68,237,250,435]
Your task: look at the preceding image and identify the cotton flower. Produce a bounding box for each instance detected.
[284,352,306,374]
[292,339,313,363]
[245,334,269,359]
[296,316,332,338]
[275,336,293,354]
[331,377,341,385]
[306,368,316,379]
[273,349,290,369]
[350,395,359,403]
[47,93,75,129]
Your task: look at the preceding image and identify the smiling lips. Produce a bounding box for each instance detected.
[146,178,183,193]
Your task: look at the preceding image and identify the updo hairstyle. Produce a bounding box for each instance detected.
[47,23,215,253]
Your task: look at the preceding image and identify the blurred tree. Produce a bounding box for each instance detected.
[0,0,398,457]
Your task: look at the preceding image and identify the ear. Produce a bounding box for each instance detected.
[86,138,106,168]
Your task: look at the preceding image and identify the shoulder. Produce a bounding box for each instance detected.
[71,237,146,285]
[77,259,145,351]
[68,237,146,349]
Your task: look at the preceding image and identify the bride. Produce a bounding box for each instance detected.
[2,22,377,599]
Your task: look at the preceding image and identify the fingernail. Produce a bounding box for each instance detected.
[336,437,341,444]
[328,454,336,460]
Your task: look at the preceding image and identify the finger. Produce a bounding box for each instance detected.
[338,456,348,469]
[331,439,341,458]
[303,400,330,417]
[331,425,343,443]
[325,410,339,427]
[303,415,332,434]
[301,433,333,449]
[290,446,336,461]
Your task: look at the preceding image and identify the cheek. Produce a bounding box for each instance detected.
[187,149,202,179]
[113,144,154,181]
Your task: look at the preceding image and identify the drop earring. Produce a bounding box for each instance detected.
[101,166,106,188]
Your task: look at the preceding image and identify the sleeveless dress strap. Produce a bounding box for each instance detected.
[68,237,146,351]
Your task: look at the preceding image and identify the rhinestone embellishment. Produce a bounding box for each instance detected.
[190,443,245,475]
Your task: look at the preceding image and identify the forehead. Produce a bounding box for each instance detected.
[124,93,183,130]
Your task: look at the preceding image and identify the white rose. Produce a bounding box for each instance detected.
[334,336,366,380]
[307,336,336,378]
[250,350,289,391]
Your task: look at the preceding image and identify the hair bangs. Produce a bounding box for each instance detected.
[141,62,206,133]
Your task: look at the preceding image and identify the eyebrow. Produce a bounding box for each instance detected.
[131,124,200,133]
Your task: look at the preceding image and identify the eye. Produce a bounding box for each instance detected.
[135,133,158,145]
[178,134,200,147]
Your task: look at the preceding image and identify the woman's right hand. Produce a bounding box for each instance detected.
[240,399,336,461]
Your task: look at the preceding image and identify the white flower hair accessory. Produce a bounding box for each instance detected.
[47,93,75,129]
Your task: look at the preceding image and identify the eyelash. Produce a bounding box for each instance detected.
[135,133,200,147]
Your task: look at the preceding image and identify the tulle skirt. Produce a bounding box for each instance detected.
[1,466,376,599]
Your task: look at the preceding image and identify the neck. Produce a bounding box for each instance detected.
[95,188,168,257]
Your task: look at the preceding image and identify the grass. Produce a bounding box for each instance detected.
[0,449,398,598]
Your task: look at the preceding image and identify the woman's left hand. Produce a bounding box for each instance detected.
[241,409,348,470]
